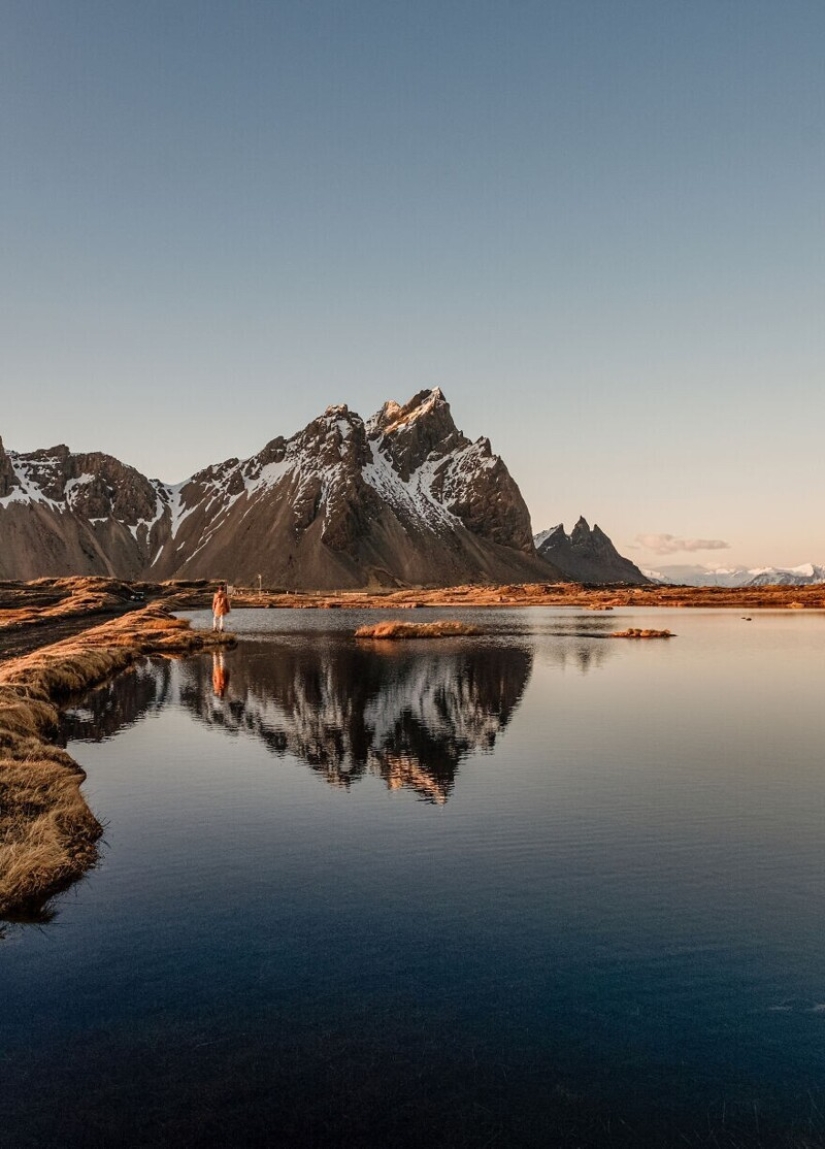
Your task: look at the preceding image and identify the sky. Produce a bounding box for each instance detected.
[2,0,823,569]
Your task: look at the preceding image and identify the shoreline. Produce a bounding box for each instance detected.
[3,576,825,626]
[0,603,232,920]
[222,582,825,611]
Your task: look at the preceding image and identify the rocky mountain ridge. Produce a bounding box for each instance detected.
[1,390,567,588]
[534,517,649,584]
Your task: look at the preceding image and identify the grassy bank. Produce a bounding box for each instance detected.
[0,575,145,631]
[0,605,232,920]
[223,581,825,611]
[3,576,825,619]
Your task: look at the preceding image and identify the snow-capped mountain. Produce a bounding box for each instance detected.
[534,517,649,584]
[745,563,825,587]
[0,389,559,588]
[643,563,825,587]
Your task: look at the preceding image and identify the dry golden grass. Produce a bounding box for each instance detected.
[610,628,674,639]
[223,581,825,612]
[355,620,482,639]
[0,603,233,918]
[0,758,102,917]
[0,577,134,632]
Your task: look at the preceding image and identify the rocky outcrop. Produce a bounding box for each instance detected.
[1,390,560,588]
[0,437,20,499]
[534,517,649,585]
[0,444,168,581]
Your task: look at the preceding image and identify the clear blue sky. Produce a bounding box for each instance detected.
[2,1,823,567]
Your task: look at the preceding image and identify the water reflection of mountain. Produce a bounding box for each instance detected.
[61,638,534,803]
[184,639,533,803]
[61,660,172,743]
[541,639,612,675]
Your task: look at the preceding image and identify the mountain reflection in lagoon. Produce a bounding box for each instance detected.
[14,609,825,1147]
[65,636,535,804]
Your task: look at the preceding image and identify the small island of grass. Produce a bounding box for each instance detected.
[355,620,482,639]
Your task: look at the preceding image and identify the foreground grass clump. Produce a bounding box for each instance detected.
[0,576,140,632]
[0,604,232,919]
[610,628,674,639]
[0,756,102,919]
[355,620,481,639]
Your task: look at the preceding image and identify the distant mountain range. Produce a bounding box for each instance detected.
[643,563,825,587]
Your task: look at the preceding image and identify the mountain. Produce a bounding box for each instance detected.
[0,389,560,589]
[745,564,825,587]
[643,563,825,587]
[0,439,166,581]
[641,564,747,587]
[533,517,649,584]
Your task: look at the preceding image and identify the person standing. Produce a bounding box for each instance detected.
[212,583,231,632]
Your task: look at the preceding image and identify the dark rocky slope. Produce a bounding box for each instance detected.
[535,517,649,584]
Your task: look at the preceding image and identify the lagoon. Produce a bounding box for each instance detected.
[2,607,825,1146]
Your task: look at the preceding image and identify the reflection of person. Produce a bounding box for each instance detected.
[212,583,231,632]
[212,652,229,697]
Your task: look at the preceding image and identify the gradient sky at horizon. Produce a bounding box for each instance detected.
[2,0,823,568]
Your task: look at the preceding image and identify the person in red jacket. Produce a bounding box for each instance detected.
[212,583,231,632]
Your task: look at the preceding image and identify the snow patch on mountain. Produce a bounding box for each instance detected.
[0,453,62,509]
[363,440,459,529]
[534,525,560,550]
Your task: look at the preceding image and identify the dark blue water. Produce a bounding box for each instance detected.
[3,607,825,1147]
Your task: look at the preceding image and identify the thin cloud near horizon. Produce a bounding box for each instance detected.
[631,534,731,556]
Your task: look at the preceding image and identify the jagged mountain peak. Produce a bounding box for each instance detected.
[368,387,448,435]
[570,515,591,542]
[367,388,463,481]
[534,518,648,585]
[323,402,351,418]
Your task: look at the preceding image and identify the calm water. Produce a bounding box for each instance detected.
[3,607,825,1147]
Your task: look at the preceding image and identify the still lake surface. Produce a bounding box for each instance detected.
[3,607,825,1146]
